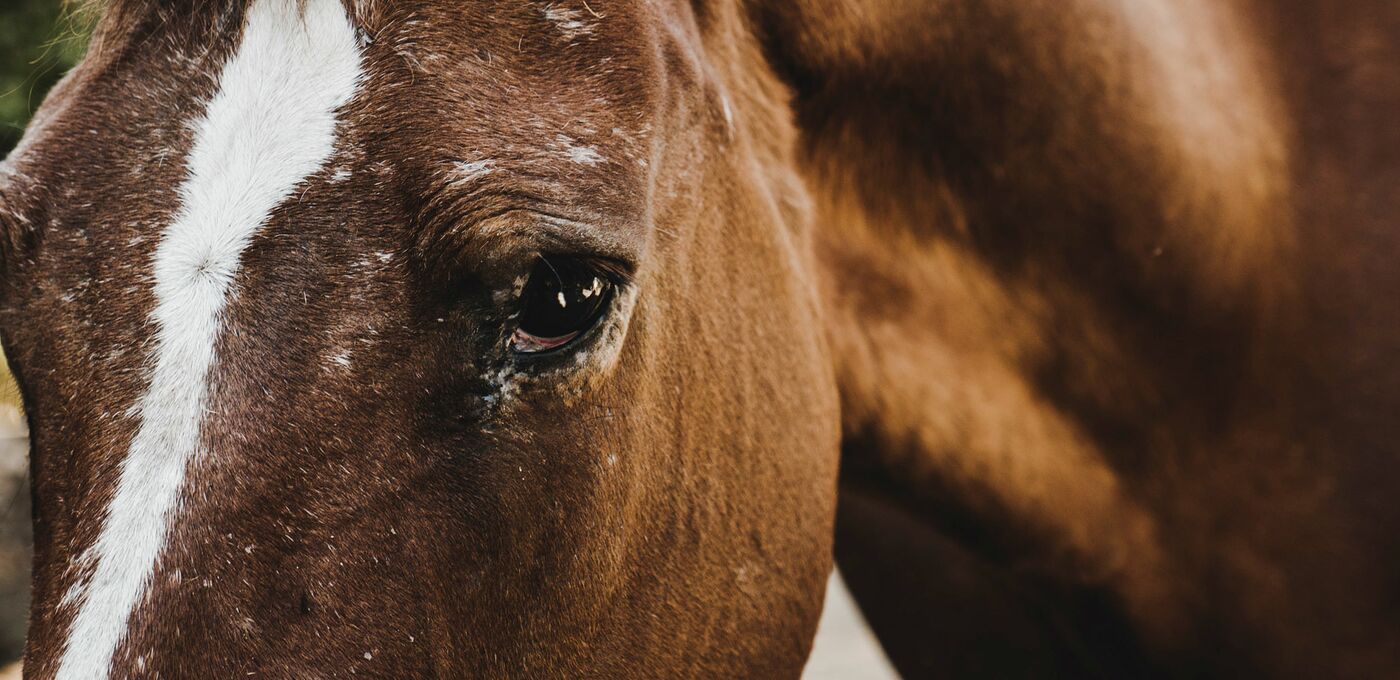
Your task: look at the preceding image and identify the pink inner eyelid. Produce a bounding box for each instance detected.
[510,328,582,353]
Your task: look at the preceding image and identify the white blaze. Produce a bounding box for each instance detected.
[55,1,363,677]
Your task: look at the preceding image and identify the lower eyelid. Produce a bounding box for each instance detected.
[510,328,581,353]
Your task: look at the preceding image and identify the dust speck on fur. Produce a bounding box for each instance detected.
[555,134,604,166]
[454,159,495,181]
[329,351,352,370]
[543,5,594,42]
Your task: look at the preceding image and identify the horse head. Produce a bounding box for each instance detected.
[0,1,838,676]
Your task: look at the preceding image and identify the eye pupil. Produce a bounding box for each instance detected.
[513,257,615,353]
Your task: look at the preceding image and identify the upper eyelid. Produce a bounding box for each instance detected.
[415,160,589,243]
[412,158,644,269]
[415,204,640,285]
[517,213,639,277]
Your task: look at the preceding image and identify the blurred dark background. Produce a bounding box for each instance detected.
[2,0,86,154]
[0,0,88,664]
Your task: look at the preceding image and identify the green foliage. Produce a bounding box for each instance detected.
[0,1,89,155]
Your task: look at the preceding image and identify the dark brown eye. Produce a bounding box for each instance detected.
[510,256,614,353]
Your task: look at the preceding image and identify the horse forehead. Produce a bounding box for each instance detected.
[42,0,669,129]
[0,0,680,372]
[352,1,671,135]
[36,0,670,192]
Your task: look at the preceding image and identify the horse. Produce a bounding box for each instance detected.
[0,0,1397,677]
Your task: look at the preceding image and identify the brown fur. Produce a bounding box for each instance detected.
[4,1,836,677]
[0,0,1398,677]
[752,0,1400,676]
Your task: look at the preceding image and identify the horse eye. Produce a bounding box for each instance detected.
[510,256,615,354]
